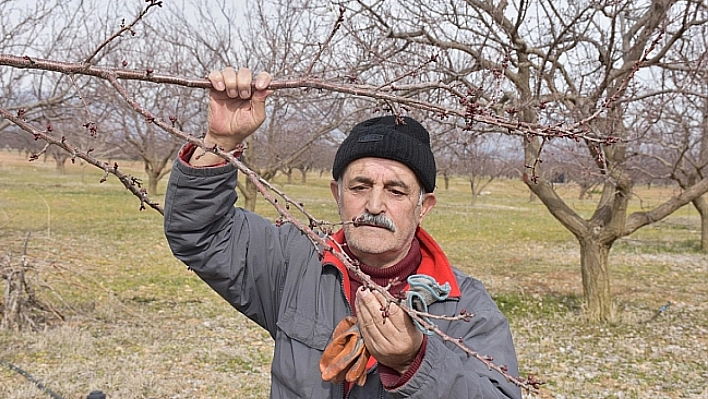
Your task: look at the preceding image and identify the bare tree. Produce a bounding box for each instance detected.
[336,0,708,321]
[104,80,202,194]
[636,53,708,251]
[447,131,518,204]
[0,0,77,144]
[2,0,707,328]
[143,0,368,210]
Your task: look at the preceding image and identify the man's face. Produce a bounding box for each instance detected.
[330,157,436,269]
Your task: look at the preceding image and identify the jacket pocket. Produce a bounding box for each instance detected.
[272,307,337,398]
[277,306,332,350]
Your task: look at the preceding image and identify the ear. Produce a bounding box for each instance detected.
[418,193,437,221]
[330,180,340,204]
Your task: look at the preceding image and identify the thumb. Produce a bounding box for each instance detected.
[250,89,272,123]
[251,71,272,119]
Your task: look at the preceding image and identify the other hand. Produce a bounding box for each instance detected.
[355,287,424,375]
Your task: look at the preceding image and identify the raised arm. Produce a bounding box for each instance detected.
[164,67,289,334]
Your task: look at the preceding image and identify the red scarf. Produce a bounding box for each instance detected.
[323,226,461,303]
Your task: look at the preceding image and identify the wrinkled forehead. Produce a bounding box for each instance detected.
[340,157,423,190]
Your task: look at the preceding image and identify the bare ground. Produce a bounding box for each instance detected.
[1,237,706,399]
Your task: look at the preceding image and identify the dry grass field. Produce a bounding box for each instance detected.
[1,150,706,398]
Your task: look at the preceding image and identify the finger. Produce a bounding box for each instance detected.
[237,67,253,99]
[254,71,272,91]
[355,288,383,321]
[220,67,238,98]
[355,290,406,362]
[368,291,409,336]
[381,298,405,320]
[252,71,273,103]
[355,288,387,337]
[251,71,272,121]
[356,287,384,307]
[208,69,226,92]
[357,289,409,339]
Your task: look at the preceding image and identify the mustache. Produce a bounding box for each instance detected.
[351,212,397,232]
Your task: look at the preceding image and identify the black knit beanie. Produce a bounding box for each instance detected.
[332,116,436,192]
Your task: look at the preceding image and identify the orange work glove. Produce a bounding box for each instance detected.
[319,315,371,386]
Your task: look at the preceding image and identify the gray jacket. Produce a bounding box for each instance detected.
[164,157,522,399]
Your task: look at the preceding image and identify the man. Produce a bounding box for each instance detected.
[164,67,522,399]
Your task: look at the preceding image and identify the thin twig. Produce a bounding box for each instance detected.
[0,106,162,214]
[304,5,345,76]
[83,0,163,64]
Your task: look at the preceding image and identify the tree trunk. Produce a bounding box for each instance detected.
[444,172,450,190]
[239,137,259,212]
[300,168,307,184]
[693,194,708,252]
[242,178,258,212]
[702,211,708,252]
[54,157,66,173]
[148,175,159,196]
[469,179,478,205]
[579,237,613,322]
[144,165,161,195]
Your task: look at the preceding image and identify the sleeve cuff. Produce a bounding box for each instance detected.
[379,336,428,390]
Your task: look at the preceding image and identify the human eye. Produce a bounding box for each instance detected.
[388,188,407,197]
[349,184,368,193]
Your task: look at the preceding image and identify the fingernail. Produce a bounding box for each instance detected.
[215,82,225,91]
[358,287,369,297]
[228,89,238,98]
[240,90,250,98]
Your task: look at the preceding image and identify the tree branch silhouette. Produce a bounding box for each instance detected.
[3,2,669,394]
[1,52,631,145]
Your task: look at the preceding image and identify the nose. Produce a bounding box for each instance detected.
[365,187,386,215]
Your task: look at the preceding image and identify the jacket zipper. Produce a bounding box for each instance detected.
[340,270,354,399]
[332,264,383,399]
[334,264,352,399]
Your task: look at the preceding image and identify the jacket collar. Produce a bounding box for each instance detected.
[322,227,461,299]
